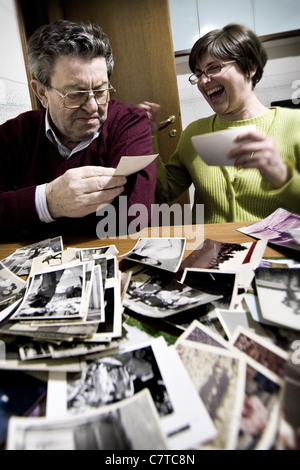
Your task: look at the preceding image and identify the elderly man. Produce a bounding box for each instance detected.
[0,20,156,239]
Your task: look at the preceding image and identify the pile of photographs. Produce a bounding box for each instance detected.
[1,209,300,450]
[0,237,123,368]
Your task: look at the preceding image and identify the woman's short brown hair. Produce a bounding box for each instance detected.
[189,24,267,88]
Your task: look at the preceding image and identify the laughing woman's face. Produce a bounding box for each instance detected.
[195,53,255,121]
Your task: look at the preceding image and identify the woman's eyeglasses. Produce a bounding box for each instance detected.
[189,61,236,85]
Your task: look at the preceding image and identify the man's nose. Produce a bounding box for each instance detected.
[82,93,99,111]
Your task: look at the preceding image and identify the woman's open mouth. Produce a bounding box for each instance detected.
[206,86,224,101]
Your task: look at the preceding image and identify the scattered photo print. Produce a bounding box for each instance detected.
[1,237,63,276]
[123,266,221,318]
[181,268,238,310]
[7,389,168,450]
[238,208,300,252]
[121,238,186,272]
[11,264,85,321]
[254,267,300,330]
[0,263,26,316]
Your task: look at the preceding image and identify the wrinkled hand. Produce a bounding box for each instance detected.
[228,130,290,188]
[137,101,161,134]
[46,166,127,219]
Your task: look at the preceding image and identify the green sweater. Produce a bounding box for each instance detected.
[156,107,300,223]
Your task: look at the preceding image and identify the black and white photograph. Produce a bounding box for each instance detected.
[86,265,105,324]
[178,238,249,271]
[7,389,169,450]
[0,315,99,351]
[48,340,115,360]
[31,260,99,328]
[19,341,52,361]
[0,262,26,310]
[178,238,267,293]
[78,245,119,261]
[254,267,300,330]
[216,308,260,340]
[121,237,186,272]
[123,265,221,319]
[29,248,78,275]
[66,345,174,416]
[162,303,227,339]
[1,237,63,276]
[19,260,107,332]
[181,268,239,310]
[88,280,122,341]
[105,256,118,281]
[11,264,86,321]
[235,295,300,353]
[46,337,217,450]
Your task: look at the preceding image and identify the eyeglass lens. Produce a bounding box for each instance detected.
[191,64,222,84]
[65,89,110,108]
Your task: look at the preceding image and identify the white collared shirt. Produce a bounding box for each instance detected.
[35,112,100,223]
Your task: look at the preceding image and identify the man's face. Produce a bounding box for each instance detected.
[40,56,110,149]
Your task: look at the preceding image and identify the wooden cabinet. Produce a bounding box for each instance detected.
[169,0,300,54]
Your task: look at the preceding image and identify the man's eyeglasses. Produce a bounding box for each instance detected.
[188,61,236,85]
[50,86,116,108]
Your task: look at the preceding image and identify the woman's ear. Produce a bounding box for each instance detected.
[249,63,258,80]
[30,80,49,108]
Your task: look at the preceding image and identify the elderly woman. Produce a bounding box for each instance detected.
[152,23,300,223]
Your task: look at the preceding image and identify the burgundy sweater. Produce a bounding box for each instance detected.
[0,100,156,240]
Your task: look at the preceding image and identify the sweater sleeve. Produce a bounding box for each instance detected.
[0,112,44,237]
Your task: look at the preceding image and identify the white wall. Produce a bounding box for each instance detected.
[175,35,300,130]
[0,0,31,124]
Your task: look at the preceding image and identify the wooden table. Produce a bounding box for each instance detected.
[0,222,287,263]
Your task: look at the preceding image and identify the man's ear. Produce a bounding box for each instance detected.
[30,80,49,108]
